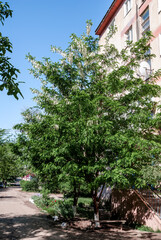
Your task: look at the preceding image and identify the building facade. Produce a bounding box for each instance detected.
[95,0,161,81]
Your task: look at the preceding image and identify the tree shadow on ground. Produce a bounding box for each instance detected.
[0,196,16,199]
[0,187,9,193]
[0,214,161,240]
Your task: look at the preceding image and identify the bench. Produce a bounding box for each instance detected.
[91,220,126,230]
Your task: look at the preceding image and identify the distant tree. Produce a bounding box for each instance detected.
[14,109,61,192]
[0,1,23,99]
[16,22,161,224]
[0,128,6,144]
[0,129,21,182]
[11,133,33,177]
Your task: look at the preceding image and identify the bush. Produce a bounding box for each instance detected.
[32,195,44,208]
[136,225,154,232]
[59,200,74,219]
[32,195,74,219]
[77,206,93,219]
[20,178,39,192]
[41,188,50,206]
[134,225,161,232]
[78,202,85,208]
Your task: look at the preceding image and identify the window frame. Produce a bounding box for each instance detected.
[141,8,150,35]
[124,0,132,16]
[125,26,133,42]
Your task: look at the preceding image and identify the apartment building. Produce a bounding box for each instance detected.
[95,0,161,82]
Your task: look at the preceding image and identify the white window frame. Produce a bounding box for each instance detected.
[124,0,132,16]
[125,26,133,42]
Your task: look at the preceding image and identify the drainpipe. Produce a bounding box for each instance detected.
[136,0,140,41]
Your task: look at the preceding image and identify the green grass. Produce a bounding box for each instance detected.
[67,197,92,207]
[135,225,161,233]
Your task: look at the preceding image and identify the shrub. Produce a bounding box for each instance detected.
[20,178,39,192]
[32,195,74,219]
[41,188,50,206]
[134,225,161,232]
[78,202,85,208]
[32,195,44,208]
[77,206,93,219]
[59,200,74,219]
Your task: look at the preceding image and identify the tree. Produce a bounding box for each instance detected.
[0,128,6,144]
[0,1,23,99]
[11,132,33,177]
[14,109,62,192]
[0,129,21,182]
[17,22,161,224]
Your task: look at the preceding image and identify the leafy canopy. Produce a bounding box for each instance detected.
[0,128,21,181]
[0,1,23,99]
[16,22,161,197]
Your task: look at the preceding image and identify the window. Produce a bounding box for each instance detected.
[141,8,150,34]
[125,27,133,41]
[124,0,132,16]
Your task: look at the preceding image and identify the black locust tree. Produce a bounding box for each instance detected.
[18,21,161,223]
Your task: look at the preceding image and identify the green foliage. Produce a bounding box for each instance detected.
[78,197,92,206]
[20,178,39,192]
[135,225,161,232]
[11,133,36,178]
[59,200,74,219]
[16,23,161,220]
[77,198,94,219]
[60,176,90,197]
[0,1,22,99]
[77,206,93,219]
[41,187,50,205]
[32,195,74,219]
[0,130,21,181]
[0,129,6,144]
[31,195,44,208]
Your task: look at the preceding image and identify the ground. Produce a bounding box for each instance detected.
[0,187,161,240]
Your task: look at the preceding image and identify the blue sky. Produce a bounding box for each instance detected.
[0,0,112,132]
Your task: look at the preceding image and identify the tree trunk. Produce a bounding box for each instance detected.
[72,181,80,216]
[72,205,77,216]
[92,190,100,227]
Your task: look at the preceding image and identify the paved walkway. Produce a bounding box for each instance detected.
[1,187,161,239]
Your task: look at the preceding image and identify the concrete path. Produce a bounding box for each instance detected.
[1,187,161,239]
